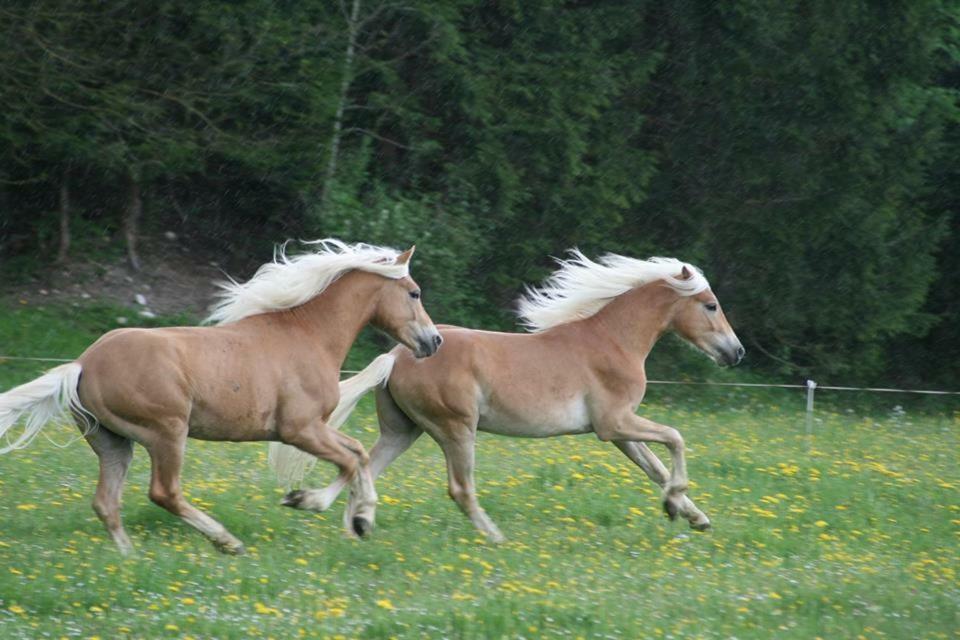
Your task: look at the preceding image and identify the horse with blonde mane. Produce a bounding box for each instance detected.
[0,240,441,554]
[272,251,743,541]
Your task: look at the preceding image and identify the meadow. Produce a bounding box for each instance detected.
[0,303,957,639]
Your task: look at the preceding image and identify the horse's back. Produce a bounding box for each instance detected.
[76,327,197,424]
[78,325,219,376]
[80,325,278,435]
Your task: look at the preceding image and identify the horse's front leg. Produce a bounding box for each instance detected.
[594,413,689,521]
[144,430,247,554]
[280,422,377,538]
[613,441,710,530]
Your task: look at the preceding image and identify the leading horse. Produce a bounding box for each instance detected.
[0,240,441,554]
[272,252,743,541]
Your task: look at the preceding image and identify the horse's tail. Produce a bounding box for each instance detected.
[268,354,396,488]
[0,362,92,455]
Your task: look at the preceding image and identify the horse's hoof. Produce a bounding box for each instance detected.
[282,489,305,508]
[352,517,372,538]
[115,540,136,557]
[214,540,246,555]
[663,498,679,521]
[690,519,712,532]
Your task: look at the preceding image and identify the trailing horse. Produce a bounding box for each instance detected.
[0,240,442,554]
[272,251,743,541]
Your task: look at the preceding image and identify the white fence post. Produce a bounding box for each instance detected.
[805,379,817,436]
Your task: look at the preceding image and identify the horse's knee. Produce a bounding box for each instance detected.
[339,436,370,464]
[448,485,467,504]
[91,498,112,521]
[148,487,177,510]
[339,458,360,479]
[448,485,475,508]
[665,427,684,452]
[666,480,688,495]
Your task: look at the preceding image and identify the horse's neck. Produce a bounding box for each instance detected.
[584,283,677,361]
[277,270,382,368]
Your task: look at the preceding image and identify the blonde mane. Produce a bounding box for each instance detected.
[206,239,409,325]
[517,251,710,332]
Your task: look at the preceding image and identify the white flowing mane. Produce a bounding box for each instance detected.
[517,251,710,332]
[206,239,409,325]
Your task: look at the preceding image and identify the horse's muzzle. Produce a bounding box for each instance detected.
[722,344,745,367]
[414,332,443,358]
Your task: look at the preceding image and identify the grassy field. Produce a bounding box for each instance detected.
[0,302,957,639]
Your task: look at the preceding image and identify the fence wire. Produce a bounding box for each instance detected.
[1,354,957,396]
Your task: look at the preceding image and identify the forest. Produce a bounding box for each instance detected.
[0,0,957,386]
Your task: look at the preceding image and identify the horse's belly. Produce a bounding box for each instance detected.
[187,400,278,441]
[477,397,592,438]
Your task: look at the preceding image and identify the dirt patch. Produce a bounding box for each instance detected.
[2,232,242,319]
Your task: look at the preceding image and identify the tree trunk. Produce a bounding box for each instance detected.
[318,0,362,215]
[56,167,71,263]
[124,173,142,271]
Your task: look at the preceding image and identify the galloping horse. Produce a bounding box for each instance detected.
[0,240,441,554]
[272,252,743,541]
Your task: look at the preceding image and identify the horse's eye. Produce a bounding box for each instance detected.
[705,303,718,312]
[409,291,421,300]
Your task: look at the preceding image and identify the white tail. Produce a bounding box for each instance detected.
[268,354,396,488]
[0,362,93,454]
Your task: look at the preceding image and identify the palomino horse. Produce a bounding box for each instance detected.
[0,240,441,554]
[273,252,743,541]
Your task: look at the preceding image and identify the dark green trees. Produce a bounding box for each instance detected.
[1,0,957,384]
[626,1,958,379]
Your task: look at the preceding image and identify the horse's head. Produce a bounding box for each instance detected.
[670,267,744,367]
[372,246,442,358]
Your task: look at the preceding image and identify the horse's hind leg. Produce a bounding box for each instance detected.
[82,423,135,554]
[613,441,710,531]
[144,433,246,555]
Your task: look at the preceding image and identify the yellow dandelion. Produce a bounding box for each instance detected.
[376,599,395,610]
[254,602,282,617]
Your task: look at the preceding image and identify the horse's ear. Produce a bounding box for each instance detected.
[680,265,692,280]
[396,246,416,265]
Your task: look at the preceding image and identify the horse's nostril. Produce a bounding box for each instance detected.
[737,346,745,359]
[433,334,443,348]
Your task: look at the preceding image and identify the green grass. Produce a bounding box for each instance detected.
[0,303,958,639]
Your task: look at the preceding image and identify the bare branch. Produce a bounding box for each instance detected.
[344,127,415,150]
[137,88,226,136]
